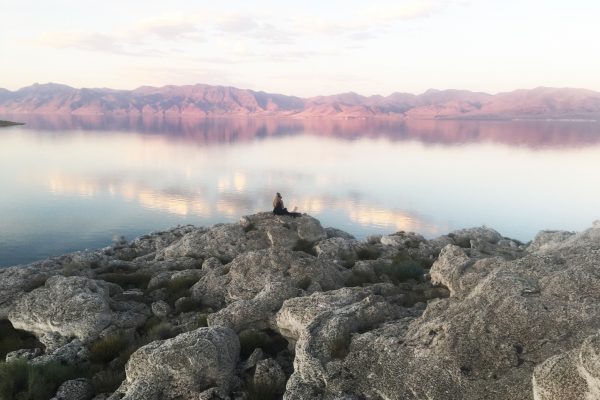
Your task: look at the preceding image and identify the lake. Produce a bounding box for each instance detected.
[1,115,599,267]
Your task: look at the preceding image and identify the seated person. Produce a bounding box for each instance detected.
[273,192,301,217]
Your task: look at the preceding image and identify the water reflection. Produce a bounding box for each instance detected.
[0,115,599,267]
[4,113,600,149]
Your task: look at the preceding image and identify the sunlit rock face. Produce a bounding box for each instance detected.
[0,214,599,399]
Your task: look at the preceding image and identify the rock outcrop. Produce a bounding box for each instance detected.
[0,214,599,400]
[111,326,239,399]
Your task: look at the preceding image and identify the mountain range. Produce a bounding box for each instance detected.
[1,83,600,120]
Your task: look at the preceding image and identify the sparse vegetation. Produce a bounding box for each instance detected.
[0,360,80,400]
[296,276,312,290]
[372,252,425,284]
[89,334,130,364]
[344,270,374,287]
[92,368,125,394]
[175,297,201,314]
[145,322,178,342]
[356,245,380,260]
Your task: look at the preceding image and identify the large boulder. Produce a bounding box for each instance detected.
[284,222,600,399]
[532,333,600,400]
[8,276,149,341]
[111,326,239,399]
[206,249,349,332]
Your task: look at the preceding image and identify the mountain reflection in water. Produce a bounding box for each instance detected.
[0,115,599,267]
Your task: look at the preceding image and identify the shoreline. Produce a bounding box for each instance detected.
[0,213,598,399]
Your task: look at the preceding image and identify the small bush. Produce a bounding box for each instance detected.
[145,322,178,342]
[296,277,312,290]
[163,276,200,304]
[175,297,201,314]
[375,257,424,284]
[0,320,41,360]
[92,369,125,394]
[96,272,152,290]
[292,239,316,256]
[194,314,208,329]
[344,271,374,287]
[339,252,357,268]
[0,360,80,400]
[356,245,380,260]
[89,335,129,364]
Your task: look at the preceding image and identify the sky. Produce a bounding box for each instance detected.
[1,0,600,97]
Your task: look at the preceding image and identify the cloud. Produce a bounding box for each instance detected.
[134,14,203,40]
[38,32,129,55]
[216,14,259,33]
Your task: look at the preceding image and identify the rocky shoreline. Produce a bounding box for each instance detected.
[1,212,599,400]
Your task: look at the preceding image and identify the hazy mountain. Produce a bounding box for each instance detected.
[1,83,599,120]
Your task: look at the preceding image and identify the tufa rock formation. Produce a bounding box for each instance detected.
[0,213,599,399]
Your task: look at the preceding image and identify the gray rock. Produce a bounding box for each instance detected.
[9,276,148,342]
[300,222,600,400]
[52,378,95,400]
[241,348,264,372]
[5,347,42,363]
[254,358,287,395]
[533,333,600,400]
[380,232,426,248]
[324,227,355,240]
[112,326,240,399]
[151,300,171,318]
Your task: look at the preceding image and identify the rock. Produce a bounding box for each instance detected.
[5,347,42,363]
[448,226,503,246]
[208,282,298,332]
[226,249,348,302]
[151,300,171,318]
[253,358,287,395]
[314,237,361,263]
[32,339,90,366]
[9,276,148,341]
[112,326,240,399]
[533,333,600,400]
[380,231,426,248]
[0,263,57,318]
[300,222,600,400]
[324,227,355,240]
[241,348,264,371]
[52,378,95,400]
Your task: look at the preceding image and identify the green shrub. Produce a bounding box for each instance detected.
[89,335,129,364]
[296,277,312,290]
[356,245,380,260]
[163,276,200,304]
[175,297,201,314]
[96,272,152,290]
[145,322,177,342]
[92,369,125,394]
[194,314,208,329]
[0,320,41,360]
[375,257,424,284]
[344,271,374,287]
[0,360,80,400]
[292,239,316,256]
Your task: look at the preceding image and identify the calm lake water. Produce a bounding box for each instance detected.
[1,115,600,267]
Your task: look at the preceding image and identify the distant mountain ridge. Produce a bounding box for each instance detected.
[1,83,600,120]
